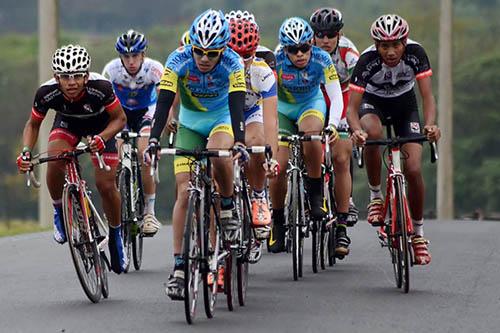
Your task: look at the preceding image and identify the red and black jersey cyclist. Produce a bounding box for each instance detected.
[347,15,441,265]
[16,45,128,274]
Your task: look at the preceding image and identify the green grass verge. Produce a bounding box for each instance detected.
[0,220,50,237]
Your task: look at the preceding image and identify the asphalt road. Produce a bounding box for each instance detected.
[1,219,500,332]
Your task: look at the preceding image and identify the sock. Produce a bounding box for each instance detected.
[144,193,156,215]
[272,208,285,226]
[349,197,354,205]
[337,212,349,226]
[221,196,233,210]
[369,184,383,201]
[252,188,266,199]
[173,254,184,271]
[307,177,322,201]
[413,219,424,237]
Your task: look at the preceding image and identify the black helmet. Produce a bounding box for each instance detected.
[310,8,344,32]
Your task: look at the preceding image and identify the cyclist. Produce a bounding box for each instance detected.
[145,9,247,300]
[226,17,279,240]
[102,30,164,236]
[268,17,343,253]
[310,7,360,256]
[347,14,440,265]
[16,45,128,274]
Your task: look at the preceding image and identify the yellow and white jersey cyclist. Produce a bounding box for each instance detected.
[146,9,247,301]
[102,29,164,236]
[268,17,343,253]
[226,14,279,245]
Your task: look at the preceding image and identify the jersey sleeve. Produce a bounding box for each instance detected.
[323,63,340,84]
[32,87,50,121]
[257,64,277,99]
[99,80,121,111]
[349,53,371,93]
[159,50,183,93]
[149,60,164,85]
[410,44,433,80]
[101,61,112,80]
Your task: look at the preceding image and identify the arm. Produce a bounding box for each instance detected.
[324,80,344,128]
[228,91,246,144]
[417,76,440,142]
[346,90,366,145]
[97,101,126,142]
[262,95,278,157]
[150,89,176,141]
[22,116,43,152]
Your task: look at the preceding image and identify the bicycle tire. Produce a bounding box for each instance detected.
[287,170,300,281]
[100,254,109,299]
[132,159,145,271]
[63,185,102,303]
[327,174,337,266]
[203,192,218,319]
[225,243,237,311]
[312,220,320,273]
[394,176,411,293]
[237,187,252,306]
[183,193,200,324]
[298,176,305,278]
[118,169,132,273]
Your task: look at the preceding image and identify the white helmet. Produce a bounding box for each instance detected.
[370,14,409,41]
[225,10,256,23]
[52,44,91,73]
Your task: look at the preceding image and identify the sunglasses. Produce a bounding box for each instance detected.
[286,43,312,55]
[56,72,87,80]
[315,31,339,39]
[192,45,224,58]
[242,53,255,62]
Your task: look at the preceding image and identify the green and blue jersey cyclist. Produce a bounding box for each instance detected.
[102,29,164,236]
[16,45,129,274]
[347,14,441,265]
[145,9,248,300]
[268,17,344,253]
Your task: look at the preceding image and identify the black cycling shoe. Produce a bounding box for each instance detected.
[166,270,185,301]
[335,225,351,259]
[268,223,286,253]
[309,195,327,221]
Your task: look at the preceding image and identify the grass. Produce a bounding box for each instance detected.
[0,220,50,237]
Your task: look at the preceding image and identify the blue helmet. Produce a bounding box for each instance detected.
[190,9,230,49]
[279,17,314,46]
[115,30,148,54]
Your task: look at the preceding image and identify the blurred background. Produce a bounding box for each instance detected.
[1,0,499,232]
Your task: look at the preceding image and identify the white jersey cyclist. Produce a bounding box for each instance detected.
[244,58,277,125]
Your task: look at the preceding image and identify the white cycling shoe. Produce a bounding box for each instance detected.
[142,214,162,236]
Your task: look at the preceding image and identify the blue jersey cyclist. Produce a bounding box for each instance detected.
[268,17,343,253]
[102,30,164,236]
[146,9,247,301]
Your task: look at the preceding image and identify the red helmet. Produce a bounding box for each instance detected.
[228,19,260,57]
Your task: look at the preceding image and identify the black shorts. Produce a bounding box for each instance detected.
[124,107,152,133]
[49,113,118,166]
[358,90,422,139]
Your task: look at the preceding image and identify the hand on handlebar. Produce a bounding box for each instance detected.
[351,129,368,146]
[232,142,250,163]
[325,124,340,145]
[144,139,161,166]
[263,158,280,178]
[424,125,441,143]
[16,150,32,173]
[89,135,106,153]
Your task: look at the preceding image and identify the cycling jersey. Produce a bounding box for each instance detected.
[102,58,163,111]
[331,36,359,92]
[244,57,277,124]
[31,72,121,165]
[158,45,246,136]
[350,39,432,98]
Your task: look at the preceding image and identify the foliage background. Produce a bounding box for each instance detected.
[0,0,499,222]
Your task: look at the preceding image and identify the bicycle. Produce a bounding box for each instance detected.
[279,133,323,280]
[357,119,438,293]
[153,147,231,324]
[232,145,272,307]
[115,130,146,272]
[26,144,111,303]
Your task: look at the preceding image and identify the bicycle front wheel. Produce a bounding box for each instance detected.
[63,184,102,303]
[394,176,410,293]
[132,161,145,271]
[184,193,201,324]
[118,169,132,273]
[237,188,251,306]
[286,170,300,281]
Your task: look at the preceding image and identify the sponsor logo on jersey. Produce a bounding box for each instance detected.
[188,74,200,82]
[281,73,295,81]
[83,104,93,113]
[410,122,420,133]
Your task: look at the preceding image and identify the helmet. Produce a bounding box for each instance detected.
[279,17,313,46]
[225,10,256,23]
[115,29,148,54]
[52,44,91,73]
[310,8,344,32]
[180,30,191,46]
[228,19,260,56]
[190,9,230,49]
[370,14,409,41]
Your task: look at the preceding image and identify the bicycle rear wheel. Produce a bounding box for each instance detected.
[237,188,251,306]
[394,177,410,293]
[118,169,132,273]
[184,193,201,324]
[312,220,320,273]
[63,185,102,303]
[225,244,237,311]
[286,170,300,281]
[132,161,145,271]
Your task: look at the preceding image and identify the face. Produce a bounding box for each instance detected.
[285,43,312,68]
[192,46,224,73]
[242,52,255,70]
[55,72,88,99]
[313,31,340,54]
[120,52,144,75]
[376,40,405,67]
